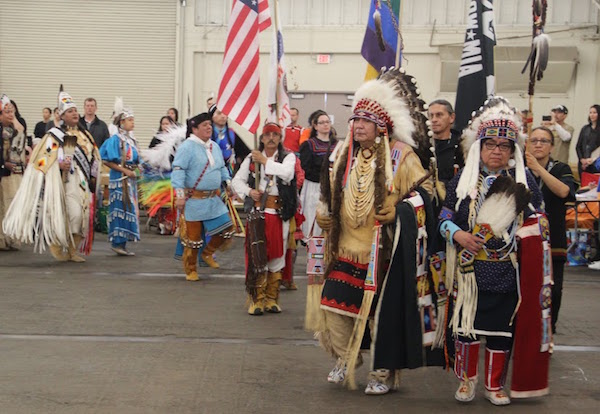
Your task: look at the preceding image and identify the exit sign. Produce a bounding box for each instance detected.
[316,54,331,64]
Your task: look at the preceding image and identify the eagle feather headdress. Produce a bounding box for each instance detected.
[333,67,432,191]
[455,96,528,206]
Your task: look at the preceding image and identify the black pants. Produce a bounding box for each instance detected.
[552,258,565,334]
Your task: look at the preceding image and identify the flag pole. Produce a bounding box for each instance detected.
[273,0,281,124]
[254,132,260,191]
[395,0,404,67]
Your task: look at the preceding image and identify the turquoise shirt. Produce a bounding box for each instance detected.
[171,136,231,221]
[99,133,140,180]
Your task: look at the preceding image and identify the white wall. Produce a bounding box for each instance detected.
[180,1,600,161]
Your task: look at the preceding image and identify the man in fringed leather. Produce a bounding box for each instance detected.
[315,68,443,395]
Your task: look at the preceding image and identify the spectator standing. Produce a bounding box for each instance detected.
[149,116,176,148]
[209,104,250,172]
[299,110,320,147]
[45,107,61,132]
[206,97,214,109]
[283,108,303,154]
[167,107,180,124]
[526,126,577,334]
[428,99,464,187]
[575,104,600,175]
[298,110,336,242]
[541,105,574,164]
[34,107,52,139]
[80,98,110,148]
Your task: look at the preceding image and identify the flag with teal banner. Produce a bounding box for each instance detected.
[361,0,401,80]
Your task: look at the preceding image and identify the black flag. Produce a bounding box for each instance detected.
[454,0,496,134]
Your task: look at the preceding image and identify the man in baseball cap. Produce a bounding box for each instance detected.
[540,104,574,164]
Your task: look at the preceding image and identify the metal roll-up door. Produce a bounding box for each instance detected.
[0,0,177,147]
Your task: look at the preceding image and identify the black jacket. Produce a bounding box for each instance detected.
[576,124,600,160]
[79,116,110,148]
[0,126,4,180]
[34,120,48,138]
[434,129,464,185]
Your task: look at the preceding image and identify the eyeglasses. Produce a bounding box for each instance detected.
[482,141,512,152]
[317,120,331,125]
[529,139,552,146]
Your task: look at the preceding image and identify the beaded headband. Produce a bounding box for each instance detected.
[477,119,518,142]
[350,98,392,131]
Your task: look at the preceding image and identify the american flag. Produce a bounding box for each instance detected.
[217,0,271,134]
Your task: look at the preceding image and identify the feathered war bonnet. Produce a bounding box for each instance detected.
[337,67,416,191]
[456,96,528,206]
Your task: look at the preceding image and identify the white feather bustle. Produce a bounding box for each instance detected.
[351,78,416,148]
[141,125,187,171]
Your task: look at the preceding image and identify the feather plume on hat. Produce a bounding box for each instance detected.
[113,96,134,120]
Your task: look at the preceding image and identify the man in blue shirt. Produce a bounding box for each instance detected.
[172,112,234,281]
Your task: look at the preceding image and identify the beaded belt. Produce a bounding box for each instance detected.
[187,189,221,199]
[474,248,511,262]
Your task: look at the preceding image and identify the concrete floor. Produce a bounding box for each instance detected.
[0,232,598,413]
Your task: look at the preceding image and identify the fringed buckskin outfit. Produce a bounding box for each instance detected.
[172,113,234,281]
[0,114,27,250]
[3,91,100,262]
[438,97,550,405]
[232,134,296,314]
[317,68,438,394]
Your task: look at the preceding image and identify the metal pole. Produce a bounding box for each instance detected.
[273,0,281,124]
